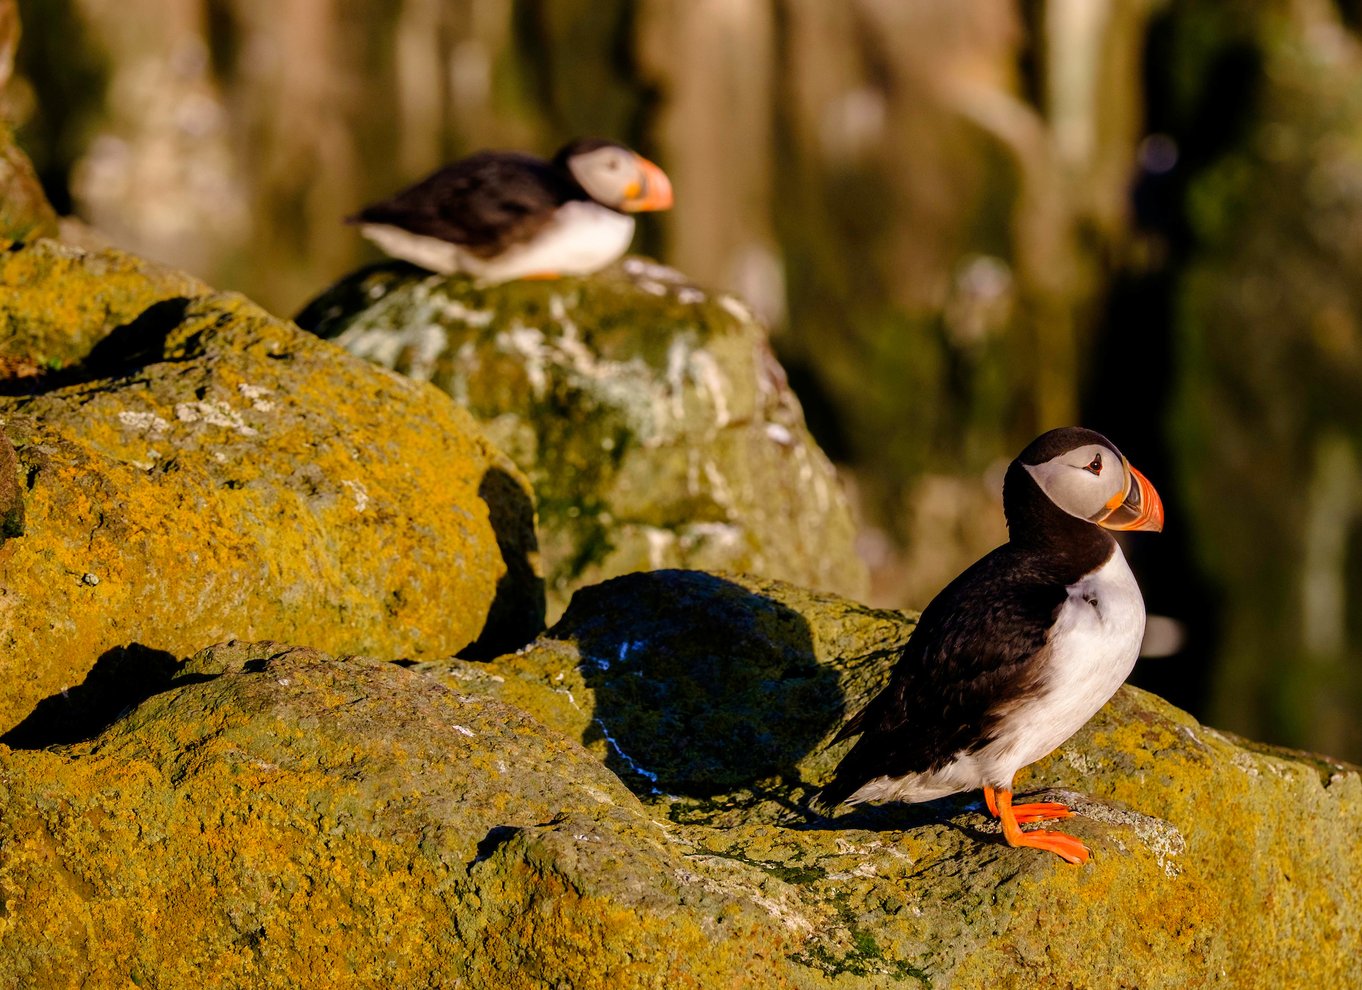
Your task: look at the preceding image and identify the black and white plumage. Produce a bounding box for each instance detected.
[819,427,1164,863]
[347,138,673,283]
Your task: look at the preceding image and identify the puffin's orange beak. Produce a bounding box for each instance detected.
[621,155,673,212]
[1098,460,1164,532]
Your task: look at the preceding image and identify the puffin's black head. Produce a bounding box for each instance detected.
[1004,427,1164,543]
[552,138,674,213]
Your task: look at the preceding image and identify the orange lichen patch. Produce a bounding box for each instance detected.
[0,243,524,736]
[0,241,211,366]
[0,645,816,988]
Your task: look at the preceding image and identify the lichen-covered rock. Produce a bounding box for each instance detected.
[4,589,1357,987]
[0,427,21,538]
[0,240,543,739]
[296,259,869,619]
[0,125,58,244]
[423,569,1362,987]
[0,642,822,988]
[423,570,914,795]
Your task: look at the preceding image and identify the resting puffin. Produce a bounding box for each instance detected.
[347,138,673,283]
[818,427,1164,864]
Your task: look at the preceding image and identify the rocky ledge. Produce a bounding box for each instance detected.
[1,572,1357,989]
[0,240,542,740]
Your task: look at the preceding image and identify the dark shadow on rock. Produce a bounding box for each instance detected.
[0,297,194,397]
[460,465,547,660]
[548,570,843,796]
[293,260,427,338]
[78,297,194,379]
[0,643,203,749]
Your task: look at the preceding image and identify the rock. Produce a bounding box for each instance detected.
[4,589,1359,987]
[0,121,59,243]
[296,258,869,619]
[0,641,822,988]
[420,570,915,796]
[0,240,543,740]
[0,427,21,538]
[423,569,1362,986]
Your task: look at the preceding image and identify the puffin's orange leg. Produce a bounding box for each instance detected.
[995,789,1090,864]
[983,785,1072,824]
[520,272,563,281]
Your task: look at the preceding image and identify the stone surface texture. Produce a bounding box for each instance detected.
[2,576,1358,988]
[0,240,541,739]
[297,258,869,619]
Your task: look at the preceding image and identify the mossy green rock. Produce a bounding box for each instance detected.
[297,259,868,619]
[0,241,540,739]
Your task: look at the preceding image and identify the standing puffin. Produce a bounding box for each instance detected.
[818,427,1164,864]
[347,138,673,283]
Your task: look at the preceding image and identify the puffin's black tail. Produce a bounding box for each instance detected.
[811,712,873,813]
[811,771,863,814]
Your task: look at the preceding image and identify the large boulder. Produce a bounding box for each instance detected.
[2,580,1357,988]
[426,570,1362,986]
[0,240,541,740]
[0,641,820,988]
[297,259,869,619]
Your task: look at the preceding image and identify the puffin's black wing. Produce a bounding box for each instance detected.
[818,546,1069,807]
[348,152,584,259]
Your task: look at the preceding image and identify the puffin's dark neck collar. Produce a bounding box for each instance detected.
[1002,459,1115,573]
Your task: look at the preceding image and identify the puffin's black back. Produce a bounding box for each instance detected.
[817,440,1118,809]
[348,150,589,258]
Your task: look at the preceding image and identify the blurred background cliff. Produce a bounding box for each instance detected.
[9,0,1362,763]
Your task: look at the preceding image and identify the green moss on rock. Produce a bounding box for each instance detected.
[297,258,869,619]
[2,580,1361,986]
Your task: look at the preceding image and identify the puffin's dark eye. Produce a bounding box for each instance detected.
[1086,453,1102,475]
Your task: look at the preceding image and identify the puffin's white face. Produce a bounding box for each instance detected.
[1024,443,1164,531]
[567,145,674,213]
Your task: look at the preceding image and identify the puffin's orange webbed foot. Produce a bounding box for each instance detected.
[992,788,1090,865]
[520,272,563,281]
[983,786,1073,823]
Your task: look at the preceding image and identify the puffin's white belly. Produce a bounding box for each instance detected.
[361,201,635,283]
[981,545,1146,777]
[846,545,1146,804]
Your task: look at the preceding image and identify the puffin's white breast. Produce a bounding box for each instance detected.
[361,201,635,283]
[986,543,1146,775]
[844,544,1146,804]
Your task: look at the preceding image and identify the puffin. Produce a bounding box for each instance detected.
[818,427,1164,864]
[346,138,673,283]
